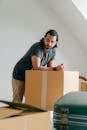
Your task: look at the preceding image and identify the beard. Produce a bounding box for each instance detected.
[44,44,52,50]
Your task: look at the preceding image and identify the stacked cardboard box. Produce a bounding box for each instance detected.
[0,108,50,130]
[80,81,87,91]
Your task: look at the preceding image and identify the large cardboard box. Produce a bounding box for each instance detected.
[0,107,51,130]
[25,70,79,110]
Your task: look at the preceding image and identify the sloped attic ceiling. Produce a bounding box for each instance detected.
[43,0,87,52]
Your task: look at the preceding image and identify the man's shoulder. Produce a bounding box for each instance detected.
[31,41,43,49]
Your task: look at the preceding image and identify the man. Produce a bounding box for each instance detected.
[12,29,64,103]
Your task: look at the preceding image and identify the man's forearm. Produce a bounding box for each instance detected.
[33,66,55,71]
[33,64,64,71]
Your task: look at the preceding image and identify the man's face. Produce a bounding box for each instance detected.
[44,34,57,50]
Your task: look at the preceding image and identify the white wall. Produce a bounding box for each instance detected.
[0,0,87,101]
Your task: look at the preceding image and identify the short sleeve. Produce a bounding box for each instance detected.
[31,46,42,58]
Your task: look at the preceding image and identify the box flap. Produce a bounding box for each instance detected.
[0,100,46,119]
[0,107,23,119]
[0,100,46,111]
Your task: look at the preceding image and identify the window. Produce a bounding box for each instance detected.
[72,0,87,20]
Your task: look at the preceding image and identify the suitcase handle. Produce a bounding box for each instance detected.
[60,108,69,125]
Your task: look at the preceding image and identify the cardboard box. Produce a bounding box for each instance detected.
[25,70,79,110]
[64,71,79,94]
[0,107,51,130]
[80,81,87,91]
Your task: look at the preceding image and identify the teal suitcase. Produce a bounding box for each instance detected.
[53,91,87,130]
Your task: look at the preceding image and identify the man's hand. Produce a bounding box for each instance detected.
[56,64,64,71]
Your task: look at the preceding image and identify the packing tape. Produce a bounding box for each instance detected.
[41,71,47,109]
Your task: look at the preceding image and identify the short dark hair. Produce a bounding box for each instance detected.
[44,29,58,42]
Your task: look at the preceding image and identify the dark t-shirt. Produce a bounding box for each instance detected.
[13,41,56,81]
